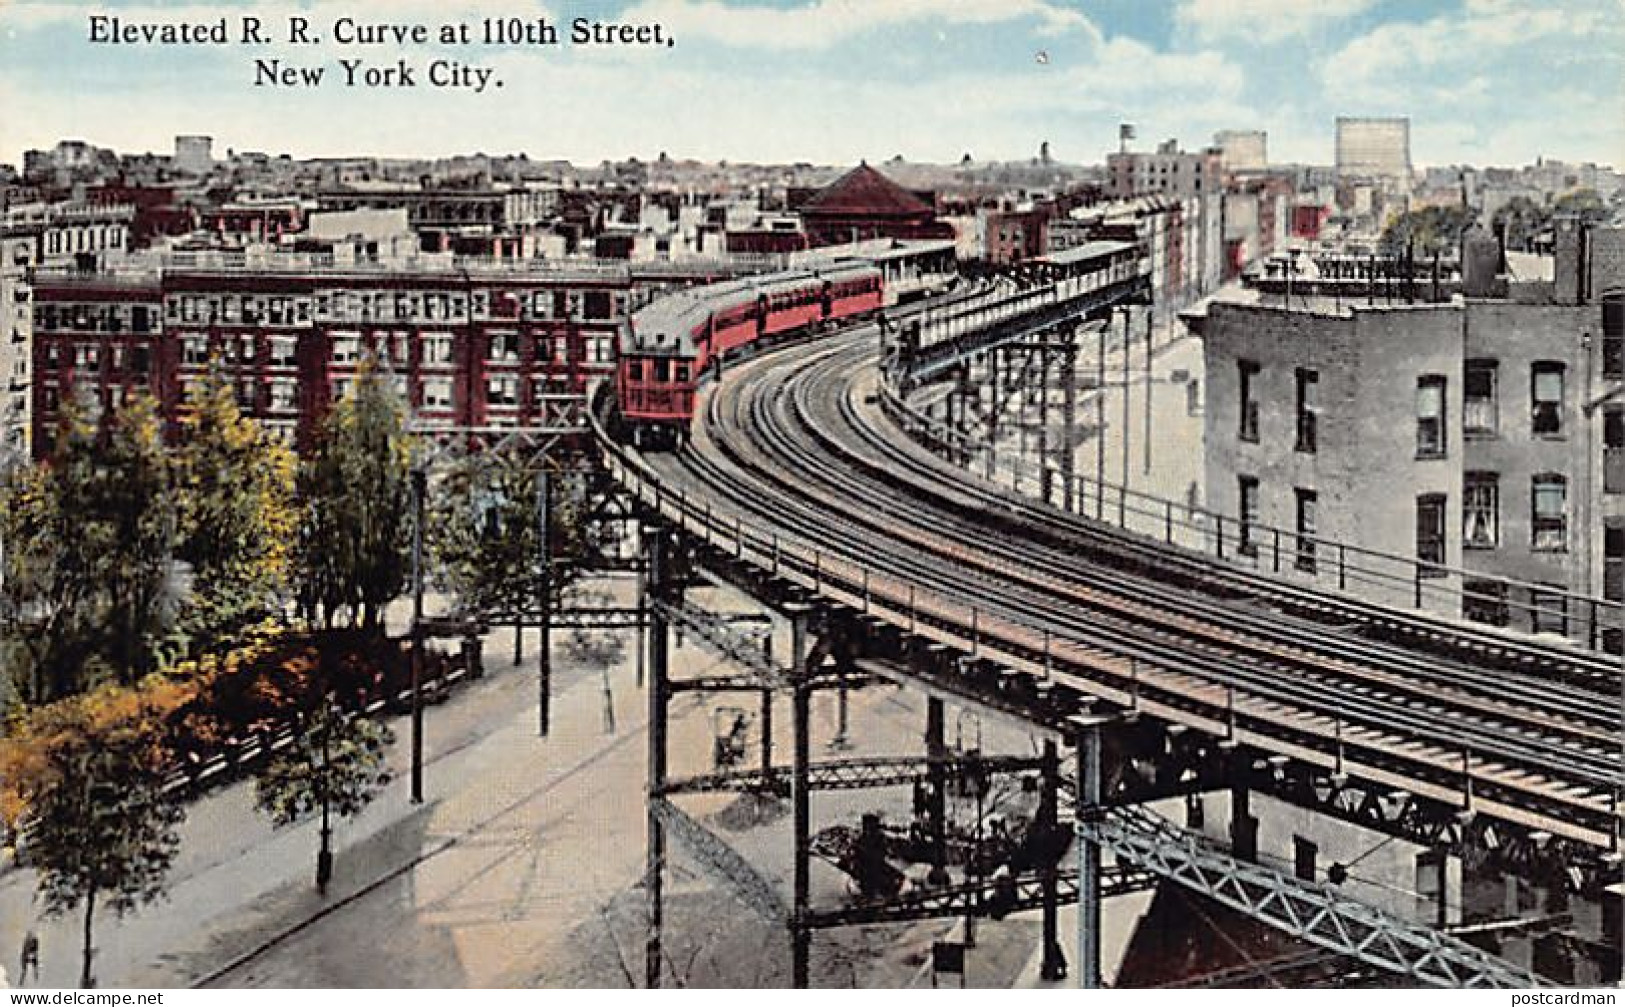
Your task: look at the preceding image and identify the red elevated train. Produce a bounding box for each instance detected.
[616,263,883,444]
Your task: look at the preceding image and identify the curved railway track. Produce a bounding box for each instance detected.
[602,324,1624,851]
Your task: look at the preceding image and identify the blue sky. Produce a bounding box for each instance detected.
[1,0,1620,169]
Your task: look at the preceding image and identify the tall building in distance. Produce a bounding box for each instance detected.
[174,134,213,176]
[1214,130,1268,172]
[1335,116,1411,184]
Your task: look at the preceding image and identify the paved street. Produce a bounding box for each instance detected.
[1,581,1124,988]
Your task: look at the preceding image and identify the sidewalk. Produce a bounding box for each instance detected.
[0,593,645,989]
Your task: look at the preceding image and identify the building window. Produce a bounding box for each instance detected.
[1294,368,1318,453]
[270,379,297,412]
[1238,475,1259,557]
[487,374,518,407]
[1295,488,1317,573]
[1606,405,1625,494]
[1531,474,1567,551]
[1416,494,1446,575]
[488,332,520,363]
[331,335,361,364]
[270,336,297,368]
[1416,375,1446,458]
[1463,359,1497,436]
[422,376,453,409]
[1599,522,1625,600]
[1606,522,1625,604]
[332,378,351,402]
[585,335,614,365]
[423,334,454,365]
[1532,362,1564,436]
[1603,294,1623,381]
[1529,586,1566,636]
[1462,473,1498,549]
[1238,360,1259,443]
[1463,579,1509,627]
[183,335,209,365]
[1294,836,1318,883]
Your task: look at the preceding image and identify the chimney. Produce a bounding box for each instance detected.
[1553,214,1582,306]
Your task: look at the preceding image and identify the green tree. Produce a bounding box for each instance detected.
[1,446,100,705]
[254,697,392,894]
[1380,205,1477,257]
[1,393,175,702]
[94,392,177,685]
[10,681,188,986]
[1553,187,1609,225]
[430,461,604,660]
[1491,195,1548,251]
[172,362,298,651]
[296,357,412,632]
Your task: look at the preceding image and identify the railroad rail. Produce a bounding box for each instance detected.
[592,326,1625,869]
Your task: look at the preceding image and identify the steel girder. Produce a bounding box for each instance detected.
[805,864,1157,929]
[1260,760,1618,896]
[902,276,1149,386]
[662,753,1047,797]
[1079,804,1549,989]
[653,598,784,688]
[650,796,787,922]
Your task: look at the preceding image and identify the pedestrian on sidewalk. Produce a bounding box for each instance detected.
[18,929,39,985]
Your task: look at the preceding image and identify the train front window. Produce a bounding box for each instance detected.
[675,363,690,383]
[655,359,671,383]
[627,361,643,382]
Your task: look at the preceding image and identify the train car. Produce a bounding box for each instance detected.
[616,263,883,444]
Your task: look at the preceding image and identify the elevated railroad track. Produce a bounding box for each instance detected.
[595,324,1625,866]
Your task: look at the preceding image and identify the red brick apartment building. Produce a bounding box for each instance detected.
[30,254,632,452]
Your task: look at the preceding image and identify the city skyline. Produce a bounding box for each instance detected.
[1,0,1622,171]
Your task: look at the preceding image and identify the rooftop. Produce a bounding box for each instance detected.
[800,164,934,219]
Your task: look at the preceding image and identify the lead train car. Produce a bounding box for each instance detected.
[616,263,883,445]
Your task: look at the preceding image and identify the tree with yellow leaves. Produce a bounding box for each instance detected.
[0,676,191,987]
[172,361,298,654]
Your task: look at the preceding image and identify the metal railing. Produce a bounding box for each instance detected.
[876,371,1625,655]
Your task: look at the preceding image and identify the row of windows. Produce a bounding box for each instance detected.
[42,226,125,256]
[1462,360,1567,440]
[168,294,308,326]
[625,358,691,384]
[158,288,628,327]
[1236,473,1570,576]
[1239,359,1573,454]
[165,332,616,369]
[41,341,152,373]
[35,303,155,335]
[1461,580,1577,636]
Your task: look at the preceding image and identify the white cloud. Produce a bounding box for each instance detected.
[1175,0,1377,44]
[1323,0,1612,102]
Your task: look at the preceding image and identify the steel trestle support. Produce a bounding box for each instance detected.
[662,753,1046,796]
[1079,803,1550,989]
[805,864,1157,929]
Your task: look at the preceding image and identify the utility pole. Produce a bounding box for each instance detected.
[537,468,552,737]
[1120,307,1131,521]
[410,467,426,805]
[1096,316,1106,519]
[1143,306,1153,476]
